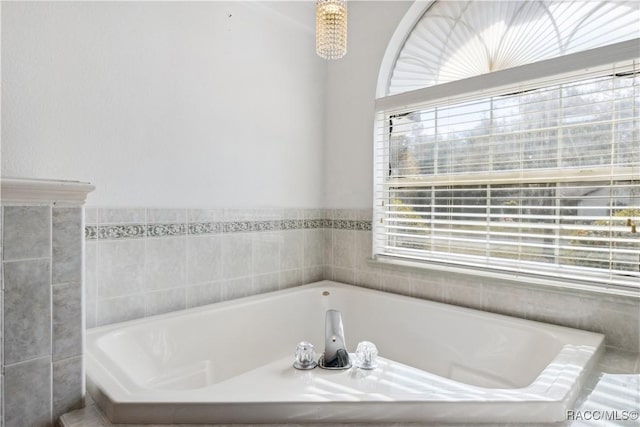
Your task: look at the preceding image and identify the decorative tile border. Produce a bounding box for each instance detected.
[85,225,142,241]
[304,219,324,229]
[252,220,282,232]
[330,219,372,231]
[85,225,98,240]
[147,223,187,238]
[187,222,221,235]
[222,221,254,233]
[85,214,371,241]
[282,219,305,230]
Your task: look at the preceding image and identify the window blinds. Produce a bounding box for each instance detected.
[373,54,639,293]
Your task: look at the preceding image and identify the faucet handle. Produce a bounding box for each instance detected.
[355,341,378,369]
[293,341,317,370]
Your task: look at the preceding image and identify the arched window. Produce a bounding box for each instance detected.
[373,1,640,295]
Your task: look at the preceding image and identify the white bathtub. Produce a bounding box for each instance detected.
[86,281,604,424]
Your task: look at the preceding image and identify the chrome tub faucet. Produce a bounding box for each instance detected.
[318,309,351,369]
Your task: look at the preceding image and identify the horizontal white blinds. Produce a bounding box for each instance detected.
[374,59,640,292]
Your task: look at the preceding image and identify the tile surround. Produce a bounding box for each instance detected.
[84,207,639,356]
[186,281,223,308]
[3,259,51,365]
[0,204,618,426]
[144,237,186,291]
[186,235,222,284]
[3,206,50,260]
[85,208,346,328]
[145,287,187,317]
[52,208,83,285]
[97,294,146,326]
[0,194,632,423]
[53,355,84,422]
[95,239,146,298]
[53,282,83,360]
[5,356,52,427]
[2,205,85,426]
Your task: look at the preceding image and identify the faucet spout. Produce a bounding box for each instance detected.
[318,309,351,369]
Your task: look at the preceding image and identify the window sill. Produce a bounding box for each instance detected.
[367,256,640,300]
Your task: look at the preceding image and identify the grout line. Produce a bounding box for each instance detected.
[3,354,51,369]
[1,204,3,427]
[49,206,54,425]
[1,256,52,264]
[51,354,83,365]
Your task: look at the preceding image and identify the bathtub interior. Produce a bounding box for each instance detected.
[326,289,566,389]
[88,282,600,394]
[94,296,324,391]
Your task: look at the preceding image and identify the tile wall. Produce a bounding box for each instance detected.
[3,203,630,425]
[85,207,639,355]
[1,205,84,426]
[84,208,363,327]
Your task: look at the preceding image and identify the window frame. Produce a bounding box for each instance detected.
[373,40,640,297]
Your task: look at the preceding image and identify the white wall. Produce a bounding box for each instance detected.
[324,1,412,208]
[1,2,326,207]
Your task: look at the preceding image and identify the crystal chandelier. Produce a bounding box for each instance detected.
[316,0,347,60]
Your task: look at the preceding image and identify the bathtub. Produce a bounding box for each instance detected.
[86,281,604,424]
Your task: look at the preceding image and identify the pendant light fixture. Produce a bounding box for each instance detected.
[315,0,347,60]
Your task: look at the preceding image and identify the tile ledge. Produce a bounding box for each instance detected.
[1,177,95,206]
[367,257,640,301]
